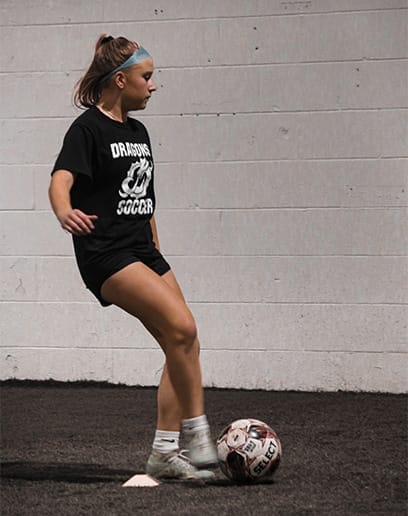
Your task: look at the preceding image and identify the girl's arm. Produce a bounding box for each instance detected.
[49,169,98,235]
[150,215,161,251]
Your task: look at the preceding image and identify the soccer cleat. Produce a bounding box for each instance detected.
[183,428,219,469]
[145,449,215,481]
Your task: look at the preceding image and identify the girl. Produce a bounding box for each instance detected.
[49,34,217,481]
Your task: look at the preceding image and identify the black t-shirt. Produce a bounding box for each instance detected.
[52,106,157,260]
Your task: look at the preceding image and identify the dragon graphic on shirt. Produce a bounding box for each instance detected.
[116,158,154,216]
[119,158,152,199]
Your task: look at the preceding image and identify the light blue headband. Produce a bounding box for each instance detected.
[100,47,151,83]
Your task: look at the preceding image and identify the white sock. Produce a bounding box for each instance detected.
[182,414,209,434]
[152,430,180,453]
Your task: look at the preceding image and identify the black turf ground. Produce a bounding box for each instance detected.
[1,381,407,515]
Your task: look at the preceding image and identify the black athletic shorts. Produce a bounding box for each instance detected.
[75,246,170,307]
[73,221,171,307]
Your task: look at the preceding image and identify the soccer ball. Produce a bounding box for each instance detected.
[216,418,282,483]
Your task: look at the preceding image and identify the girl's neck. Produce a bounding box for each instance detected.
[96,103,126,123]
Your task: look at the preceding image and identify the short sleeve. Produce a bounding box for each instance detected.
[52,124,94,178]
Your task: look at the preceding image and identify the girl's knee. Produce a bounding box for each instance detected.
[167,314,197,348]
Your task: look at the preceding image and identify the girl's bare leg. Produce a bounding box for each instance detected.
[157,270,196,431]
[101,263,204,421]
[101,263,217,475]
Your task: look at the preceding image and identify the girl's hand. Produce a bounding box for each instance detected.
[58,209,98,236]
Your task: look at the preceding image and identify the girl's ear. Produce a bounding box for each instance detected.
[114,72,126,89]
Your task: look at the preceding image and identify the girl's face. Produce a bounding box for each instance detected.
[121,57,157,111]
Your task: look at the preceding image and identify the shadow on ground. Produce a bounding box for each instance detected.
[1,461,135,484]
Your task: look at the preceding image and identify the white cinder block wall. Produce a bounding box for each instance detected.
[1,1,407,392]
